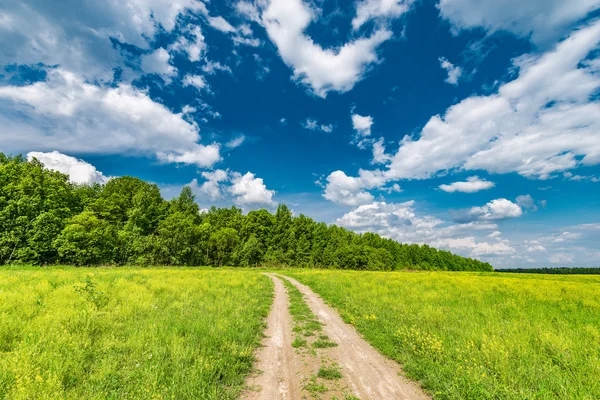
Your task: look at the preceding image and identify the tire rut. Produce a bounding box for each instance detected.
[244,273,430,400]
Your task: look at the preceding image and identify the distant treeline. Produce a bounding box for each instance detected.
[497,268,600,275]
[0,154,493,271]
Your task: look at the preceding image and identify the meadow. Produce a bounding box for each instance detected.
[284,270,600,400]
[0,267,272,400]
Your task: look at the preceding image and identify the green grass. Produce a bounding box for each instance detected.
[317,365,342,380]
[304,376,328,395]
[0,267,272,399]
[284,270,600,399]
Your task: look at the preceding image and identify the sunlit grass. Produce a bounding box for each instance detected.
[284,270,600,399]
[0,267,272,399]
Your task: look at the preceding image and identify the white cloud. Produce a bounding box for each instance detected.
[549,253,575,264]
[371,138,392,164]
[527,244,546,252]
[170,26,206,62]
[435,237,515,256]
[336,201,513,257]
[208,16,237,33]
[0,0,206,81]
[439,0,599,47]
[323,170,375,206]
[207,13,262,47]
[454,198,523,222]
[0,68,221,168]
[161,169,276,209]
[229,172,276,207]
[439,57,462,85]
[352,0,414,30]
[183,74,209,92]
[182,105,196,114]
[27,151,108,185]
[157,145,222,168]
[320,124,333,133]
[381,183,402,193]
[351,114,374,137]
[200,169,229,200]
[140,48,178,83]
[258,0,393,97]
[202,60,232,75]
[439,176,495,193]
[225,135,246,149]
[516,194,537,210]
[350,20,600,183]
[302,118,333,133]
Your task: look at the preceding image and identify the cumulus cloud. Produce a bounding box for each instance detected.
[434,237,515,256]
[351,114,374,137]
[229,172,277,207]
[0,0,206,81]
[141,48,178,83]
[439,57,463,85]
[453,198,523,222]
[438,0,599,47]
[27,151,109,185]
[160,169,277,210]
[344,20,600,186]
[170,26,207,62]
[439,176,495,193]
[183,74,209,92]
[352,0,414,30]
[371,138,392,164]
[258,0,393,96]
[516,194,538,211]
[199,169,229,200]
[336,201,514,257]
[549,253,575,264]
[0,68,222,168]
[322,169,389,206]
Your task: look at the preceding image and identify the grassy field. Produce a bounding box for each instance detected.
[284,270,600,399]
[0,267,272,400]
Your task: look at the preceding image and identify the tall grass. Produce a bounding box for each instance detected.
[0,267,272,399]
[284,270,600,399]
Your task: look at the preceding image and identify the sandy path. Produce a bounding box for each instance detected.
[277,274,431,400]
[243,274,301,400]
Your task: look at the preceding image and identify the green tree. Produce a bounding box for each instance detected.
[53,212,116,265]
[240,234,263,266]
[210,227,239,266]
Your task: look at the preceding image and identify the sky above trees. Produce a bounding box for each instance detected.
[1,0,599,268]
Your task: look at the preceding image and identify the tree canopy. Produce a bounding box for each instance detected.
[0,154,493,271]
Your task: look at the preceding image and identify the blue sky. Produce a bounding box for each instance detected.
[1,0,599,268]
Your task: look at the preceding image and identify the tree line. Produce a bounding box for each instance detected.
[496,268,599,275]
[0,154,493,271]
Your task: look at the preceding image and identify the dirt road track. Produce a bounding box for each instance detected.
[244,275,301,400]
[244,273,430,400]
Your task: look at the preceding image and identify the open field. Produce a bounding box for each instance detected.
[0,267,272,399]
[2,267,599,400]
[284,270,600,399]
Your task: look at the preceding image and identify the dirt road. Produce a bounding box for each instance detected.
[243,274,430,400]
[244,275,301,400]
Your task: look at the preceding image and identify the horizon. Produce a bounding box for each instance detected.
[1,0,599,269]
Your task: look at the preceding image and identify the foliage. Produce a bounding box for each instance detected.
[285,270,600,399]
[496,267,600,274]
[0,267,272,399]
[0,154,493,271]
